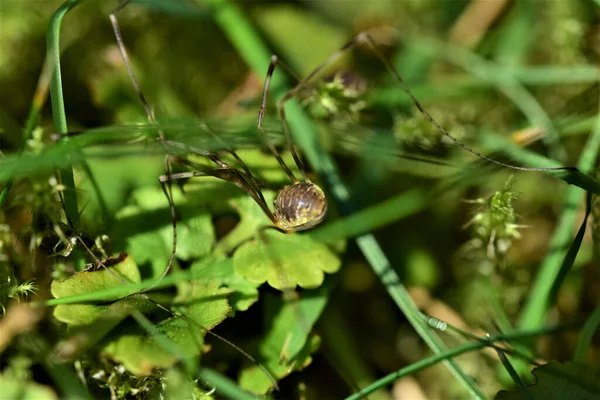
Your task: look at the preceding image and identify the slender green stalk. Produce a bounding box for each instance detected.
[24,56,53,143]
[494,347,535,400]
[0,181,13,208]
[0,51,53,208]
[518,113,600,330]
[206,1,484,398]
[199,368,259,400]
[344,323,577,400]
[47,0,86,228]
[479,132,600,195]
[573,305,600,362]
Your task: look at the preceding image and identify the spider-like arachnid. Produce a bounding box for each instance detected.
[108,0,578,291]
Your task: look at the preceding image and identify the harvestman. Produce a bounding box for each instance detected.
[101,0,580,389]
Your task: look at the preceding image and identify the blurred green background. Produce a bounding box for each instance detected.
[1,0,599,399]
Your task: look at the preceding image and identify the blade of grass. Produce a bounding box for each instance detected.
[206,1,484,398]
[199,368,258,400]
[518,111,600,330]
[573,305,600,362]
[1,49,54,208]
[492,0,533,67]
[479,131,600,195]
[494,347,535,400]
[0,181,13,208]
[548,192,593,304]
[47,0,89,228]
[344,323,577,400]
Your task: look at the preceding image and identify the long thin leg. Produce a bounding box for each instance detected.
[160,155,278,226]
[202,123,271,210]
[257,55,307,183]
[110,2,177,293]
[276,32,578,174]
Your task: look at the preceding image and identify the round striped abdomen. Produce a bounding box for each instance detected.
[274,182,327,232]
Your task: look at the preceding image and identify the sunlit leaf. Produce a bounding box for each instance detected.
[102,317,204,377]
[238,292,322,395]
[54,298,152,359]
[190,254,259,312]
[174,280,232,329]
[112,186,215,278]
[51,256,141,302]
[0,375,57,400]
[233,230,341,290]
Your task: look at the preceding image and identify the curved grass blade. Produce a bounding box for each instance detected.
[344,323,577,400]
[519,113,600,330]
[47,0,89,228]
[199,368,258,400]
[548,192,593,304]
[573,305,600,362]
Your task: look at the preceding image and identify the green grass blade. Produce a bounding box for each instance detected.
[199,368,259,400]
[494,347,535,400]
[344,324,575,400]
[206,1,484,397]
[518,113,600,330]
[573,305,600,362]
[548,193,593,304]
[479,132,600,195]
[0,181,13,208]
[47,0,88,228]
[492,0,533,67]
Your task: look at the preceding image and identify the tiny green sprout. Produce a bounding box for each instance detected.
[305,71,367,125]
[8,279,38,299]
[1,278,38,314]
[463,176,524,261]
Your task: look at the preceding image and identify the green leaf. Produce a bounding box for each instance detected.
[216,190,278,253]
[494,361,600,400]
[112,186,215,278]
[55,298,152,358]
[101,282,231,377]
[233,229,341,290]
[102,317,204,377]
[174,280,232,329]
[0,375,57,400]
[238,292,322,395]
[190,254,259,312]
[51,255,141,302]
[53,303,109,326]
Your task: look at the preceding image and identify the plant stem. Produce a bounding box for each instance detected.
[47,0,87,228]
